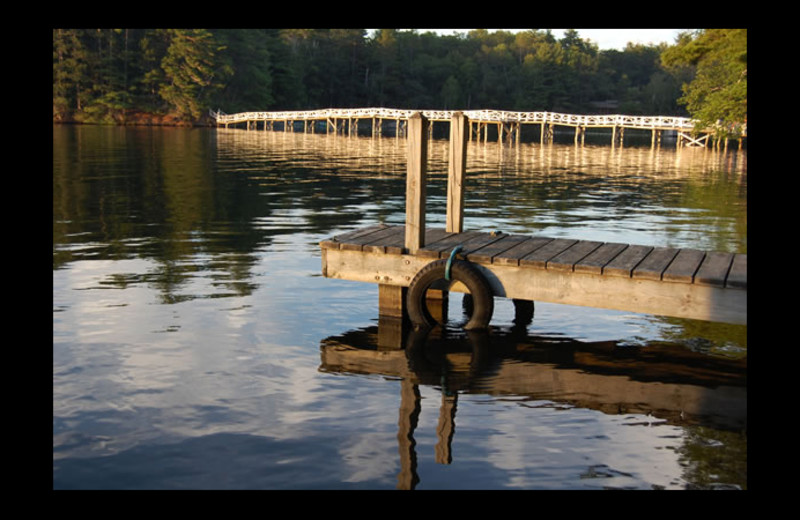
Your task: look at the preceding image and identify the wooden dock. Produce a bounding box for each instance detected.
[319,112,747,328]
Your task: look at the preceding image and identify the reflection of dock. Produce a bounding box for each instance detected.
[320,324,746,489]
[320,325,746,429]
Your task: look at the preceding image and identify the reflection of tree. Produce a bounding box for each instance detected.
[677,426,747,490]
[53,126,410,301]
[54,126,747,305]
[53,127,265,301]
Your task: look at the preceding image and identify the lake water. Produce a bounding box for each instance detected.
[53,124,747,490]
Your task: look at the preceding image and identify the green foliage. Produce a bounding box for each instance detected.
[662,29,747,137]
[158,29,232,120]
[53,28,728,124]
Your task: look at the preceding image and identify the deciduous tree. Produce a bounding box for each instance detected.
[662,29,747,137]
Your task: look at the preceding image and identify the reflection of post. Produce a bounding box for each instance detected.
[435,392,458,465]
[397,379,421,490]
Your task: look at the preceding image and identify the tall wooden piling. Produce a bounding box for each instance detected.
[447,112,468,233]
[378,112,428,325]
[405,112,428,254]
[446,112,469,233]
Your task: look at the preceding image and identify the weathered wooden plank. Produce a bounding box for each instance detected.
[466,234,531,264]
[319,224,389,249]
[458,232,509,256]
[695,252,734,287]
[546,240,603,272]
[633,247,680,281]
[417,230,484,258]
[424,228,454,246]
[574,242,628,275]
[362,226,406,254]
[603,245,653,278]
[663,248,706,284]
[493,236,555,266]
[726,254,747,289]
[520,238,578,269]
[364,227,453,255]
[341,225,403,251]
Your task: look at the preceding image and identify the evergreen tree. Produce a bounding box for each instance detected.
[53,28,714,124]
[158,29,232,120]
[53,29,89,119]
[213,29,275,112]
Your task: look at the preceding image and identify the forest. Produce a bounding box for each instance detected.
[52,29,746,137]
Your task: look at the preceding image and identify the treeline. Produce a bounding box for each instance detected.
[52,28,704,126]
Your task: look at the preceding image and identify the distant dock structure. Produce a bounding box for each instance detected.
[212,107,746,150]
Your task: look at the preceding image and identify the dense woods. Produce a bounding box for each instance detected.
[53,29,746,137]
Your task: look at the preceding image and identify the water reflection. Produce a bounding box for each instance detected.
[54,125,747,279]
[320,318,746,489]
[54,125,746,490]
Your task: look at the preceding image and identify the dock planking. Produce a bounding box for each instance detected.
[574,242,629,275]
[320,225,747,324]
[321,225,746,288]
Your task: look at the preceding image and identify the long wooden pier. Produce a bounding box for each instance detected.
[319,112,746,329]
[212,107,746,149]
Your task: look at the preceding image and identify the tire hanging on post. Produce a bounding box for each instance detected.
[406,258,494,330]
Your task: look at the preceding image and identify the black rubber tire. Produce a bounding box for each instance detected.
[407,259,494,330]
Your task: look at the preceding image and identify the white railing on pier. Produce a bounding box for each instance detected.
[211,107,702,132]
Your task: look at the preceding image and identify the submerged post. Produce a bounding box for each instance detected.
[405,112,429,254]
[447,112,469,233]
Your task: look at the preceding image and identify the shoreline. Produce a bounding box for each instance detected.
[53,110,214,128]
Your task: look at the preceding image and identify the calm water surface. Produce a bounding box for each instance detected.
[53,124,747,490]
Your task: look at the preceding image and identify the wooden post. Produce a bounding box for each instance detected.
[378,284,407,320]
[405,112,428,254]
[447,112,468,233]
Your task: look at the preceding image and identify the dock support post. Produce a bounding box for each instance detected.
[447,112,468,233]
[405,112,428,255]
[378,285,407,348]
[378,112,428,329]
